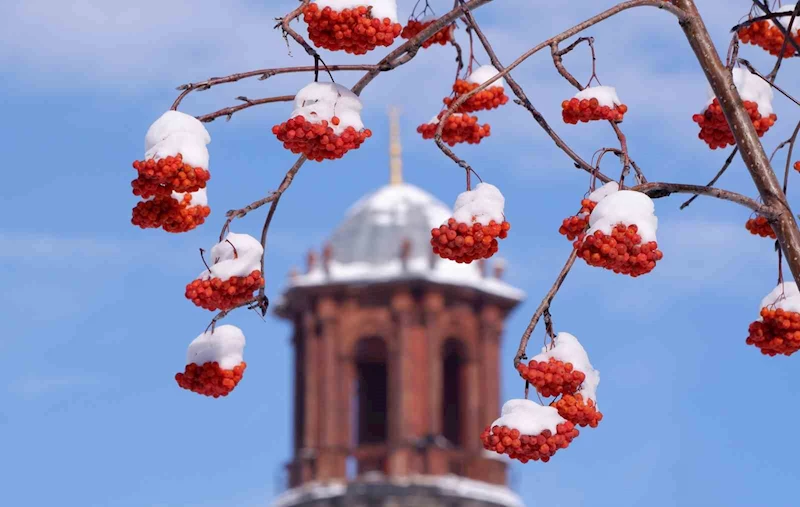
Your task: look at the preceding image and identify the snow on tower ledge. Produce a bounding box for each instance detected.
[271,474,524,507]
[281,182,524,303]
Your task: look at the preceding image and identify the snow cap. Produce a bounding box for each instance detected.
[186,325,245,370]
[451,182,505,226]
[533,332,600,403]
[145,110,210,152]
[767,4,800,34]
[587,181,619,203]
[586,190,658,243]
[467,65,505,90]
[574,85,622,108]
[172,187,208,207]
[312,0,399,23]
[760,282,800,316]
[705,67,774,116]
[291,82,365,135]
[491,399,566,436]
[198,232,264,282]
[145,131,209,170]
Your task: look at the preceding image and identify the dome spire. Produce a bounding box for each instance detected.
[388,105,403,185]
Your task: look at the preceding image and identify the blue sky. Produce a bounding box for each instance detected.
[2,0,800,506]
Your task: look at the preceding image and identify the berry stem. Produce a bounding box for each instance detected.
[199,248,212,273]
[225,239,239,260]
[738,58,800,108]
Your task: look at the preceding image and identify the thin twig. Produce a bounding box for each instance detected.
[634,182,775,216]
[514,249,578,368]
[680,148,738,209]
[195,95,295,123]
[738,58,800,107]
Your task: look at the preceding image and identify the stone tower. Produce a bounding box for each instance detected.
[273,108,525,507]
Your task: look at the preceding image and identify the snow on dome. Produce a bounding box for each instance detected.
[533,332,600,402]
[760,282,800,316]
[172,188,208,207]
[586,190,658,243]
[767,4,800,34]
[291,82,365,135]
[198,232,263,282]
[705,67,774,116]
[491,398,566,436]
[313,0,399,22]
[145,131,210,170]
[574,85,622,108]
[145,110,210,152]
[186,325,245,370]
[451,182,505,225]
[587,181,619,203]
[467,65,505,90]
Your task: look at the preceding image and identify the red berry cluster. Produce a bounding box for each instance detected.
[185,270,264,311]
[738,21,800,58]
[417,113,491,146]
[559,199,597,241]
[443,80,509,113]
[131,193,211,233]
[574,224,664,277]
[516,358,586,398]
[747,307,800,356]
[272,115,372,162]
[562,97,628,124]
[400,19,454,48]
[175,361,247,398]
[481,422,579,463]
[431,218,510,263]
[745,216,776,239]
[554,394,603,428]
[794,161,800,173]
[302,4,402,55]
[132,155,210,196]
[693,99,777,150]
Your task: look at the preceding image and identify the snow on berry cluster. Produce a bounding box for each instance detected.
[523,332,602,427]
[272,83,372,162]
[562,86,628,124]
[745,215,776,239]
[738,4,800,57]
[401,17,454,47]
[747,282,800,356]
[175,325,247,398]
[431,183,510,263]
[481,399,580,463]
[443,66,509,113]
[573,189,663,277]
[185,233,265,311]
[559,182,619,241]
[303,0,402,55]
[131,111,212,233]
[692,68,777,150]
[417,112,490,146]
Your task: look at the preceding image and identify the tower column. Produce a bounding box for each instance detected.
[316,297,347,481]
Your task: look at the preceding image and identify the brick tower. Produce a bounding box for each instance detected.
[273,108,525,507]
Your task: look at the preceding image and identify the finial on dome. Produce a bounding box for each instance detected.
[389,105,403,185]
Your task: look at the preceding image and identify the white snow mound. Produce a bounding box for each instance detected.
[574,85,622,108]
[533,332,600,403]
[186,325,245,370]
[145,110,210,152]
[145,131,209,170]
[767,4,800,34]
[760,282,800,316]
[291,82,365,135]
[587,181,619,203]
[172,188,208,207]
[198,232,264,282]
[467,65,504,90]
[586,190,658,244]
[313,0,398,23]
[705,67,774,116]
[491,399,566,436]
[451,183,505,226]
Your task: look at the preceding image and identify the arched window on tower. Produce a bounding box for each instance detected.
[441,338,467,448]
[352,337,388,446]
